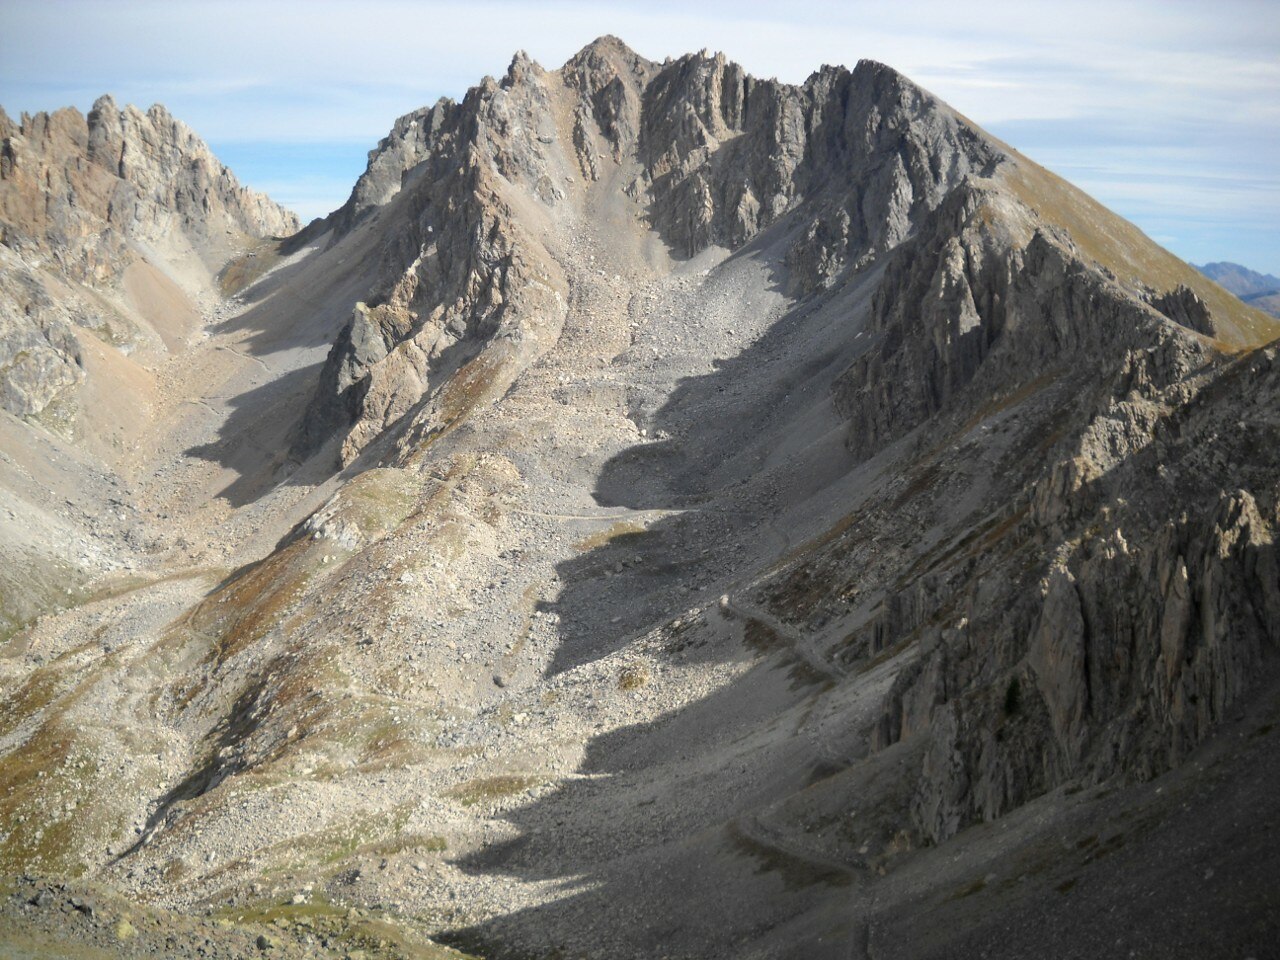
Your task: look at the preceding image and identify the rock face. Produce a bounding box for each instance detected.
[634,55,1003,287]
[897,380,1280,842]
[0,248,87,417]
[85,97,297,248]
[775,138,1280,844]
[0,97,298,418]
[299,39,1002,464]
[295,54,568,464]
[326,101,453,238]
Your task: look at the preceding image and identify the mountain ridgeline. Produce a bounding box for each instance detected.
[1197,260,1280,317]
[293,43,1006,463]
[1,36,1278,960]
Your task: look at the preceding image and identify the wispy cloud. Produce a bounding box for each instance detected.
[1,0,1277,270]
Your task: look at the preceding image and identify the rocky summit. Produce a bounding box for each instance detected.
[1,36,1278,960]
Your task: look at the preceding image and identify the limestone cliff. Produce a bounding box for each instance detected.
[295,54,569,465]
[299,39,1004,465]
[0,97,298,419]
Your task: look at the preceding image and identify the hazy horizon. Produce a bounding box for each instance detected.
[2,0,1277,273]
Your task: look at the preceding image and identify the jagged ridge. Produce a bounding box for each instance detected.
[0,96,298,418]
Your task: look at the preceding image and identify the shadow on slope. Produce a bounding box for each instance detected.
[440,337,1280,960]
[180,221,398,505]
[183,364,319,507]
[544,236,873,677]
[436,214,1280,958]
[212,225,379,355]
[437,235,891,958]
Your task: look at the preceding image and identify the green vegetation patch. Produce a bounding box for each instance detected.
[337,469,422,537]
[445,775,540,807]
[217,240,284,296]
[574,520,647,552]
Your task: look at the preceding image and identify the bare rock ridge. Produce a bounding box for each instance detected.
[325,100,453,238]
[3,35,1280,960]
[294,54,569,464]
[821,185,1280,837]
[297,39,1004,464]
[81,95,299,252]
[1,95,297,267]
[0,96,297,418]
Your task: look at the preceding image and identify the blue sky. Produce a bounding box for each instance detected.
[2,0,1277,273]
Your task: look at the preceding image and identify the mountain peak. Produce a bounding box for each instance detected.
[505,48,542,82]
[1196,260,1280,317]
[564,34,652,75]
[573,34,640,59]
[89,92,118,114]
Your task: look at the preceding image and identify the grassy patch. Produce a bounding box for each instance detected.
[445,775,540,807]
[337,469,421,536]
[233,804,445,882]
[217,240,284,296]
[224,893,475,959]
[741,617,831,689]
[726,821,851,890]
[1003,161,1280,349]
[574,520,647,552]
[0,554,90,643]
[949,877,986,900]
[0,722,121,877]
[618,664,650,691]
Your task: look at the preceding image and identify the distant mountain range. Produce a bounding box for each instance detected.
[1197,261,1280,317]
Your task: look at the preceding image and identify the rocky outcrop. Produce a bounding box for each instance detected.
[0,97,298,418]
[1149,284,1214,336]
[631,53,1003,285]
[730,92,1280,849]
[815,193,1279,841]
[295,54,568,465]
[0,246,88,418]
[562,35,654,174]
[596,48,1004,283]
[327,100,456,238]
[86,97,298,245]
[1,96,297,274]
[791,332,1280,848]
[830,176,1224,465]
[906,465,1279,843]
